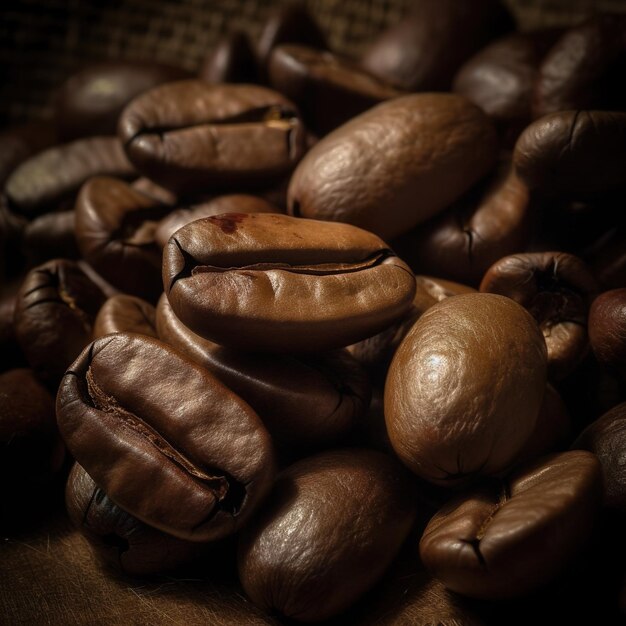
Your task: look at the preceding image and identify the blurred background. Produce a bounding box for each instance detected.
[1,0,625,126]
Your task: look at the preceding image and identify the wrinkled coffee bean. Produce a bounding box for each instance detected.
[588,288,626,373]
[419,450,602,599]
[14,259,106,383]
[75,177,171,301]
[66,463,202,575]
[199,31,259,85]
[56,333,276,541]
[385,293,547,485]
[154,194,277,249]
[156,294,369,451]
[22,210,79,266]
[238,449,416,622]
[118,81,306,194]
[361,0,514,92]
[163,213,416,352]
[514,110,626,198]
[93,294,157,339]
[288,93,498,240]
[533,15,626,118]
[480,252,598,379]
[269,44,403,136]
[393,160,531,285]
[5,137,136,216]
[55,61,191,141]
[574,402,626,514]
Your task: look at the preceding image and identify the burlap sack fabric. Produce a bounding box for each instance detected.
[1,0,625,125]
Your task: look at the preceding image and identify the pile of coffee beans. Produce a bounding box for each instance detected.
[1,1,625,622]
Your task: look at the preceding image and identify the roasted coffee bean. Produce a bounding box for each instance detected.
[0,368,65,523]
[238,449,416,622]
[5,137,135,216]
[361,0,514,92]
[154,194,277,249]
[453,31,560,144]
[574,402,626,514]
[480,252,598,379]
[66,463,202,575]
[589,289,626,373]
[93,294,157,339]
[256,1,327,71]
[288,94,498,240]
[385,293,547,485]
[156,294,369,451]
[533,15,626,118]
[22,210,79,266]
[55,61,191,141]
[14,259,106,383]
[56,333,276,542]
[118,81,306,194]
[393,160,531,286]
[75,177,171,301]
[163,213,416,352]
[268,44,403,136]
[348,275,475,372]
[199,31,259,85]
[419,451,602,599]
[514,110,626,198]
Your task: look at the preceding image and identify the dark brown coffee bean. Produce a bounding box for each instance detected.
[154,194,278,249]
[385,293,547,485]
[55,61,191,141]
[514,110,626,198]
[534,15,626,118]
[199,31,259,85]
[163,213,416,352]
[361,0,514,92]
[66,463,202,575]
[5,137,135,216]
[288,93,498,240]
[589,289,626,372]
[480,252,599,379]
[156,294,369,451]
[56,333,276,542]
[93,294,157,340]
[75,177,171,301]
[574,402,626,514]
[118,81,306,194]
[419,451,602,599]
[453,31,560,145]
[238,449,416,621]
[22,210,79,266]
[14,259,106,383]
[269,44,404,136]
[393,160,531,286]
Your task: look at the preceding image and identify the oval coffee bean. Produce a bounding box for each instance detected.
[238,449,416,622]
[163,213,416,352]
[93,294,157,339]
[156,293,369,451]
[480,252,598,380]
[288,93,498,240]
[419,451,602,599]
[574,402,626,514]
[588,288,626,372]
[56,333,276,541]
[66,463,202,575]
[75,177,172,301]
[385,293,547,485]
[118,81,306,194]
[5,137,135,216]
[55,61,191,141]
[514,110,626,198]
[14,259,106,383]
